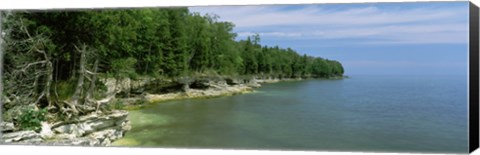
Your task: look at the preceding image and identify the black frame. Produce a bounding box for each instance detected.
[469,2,479,153]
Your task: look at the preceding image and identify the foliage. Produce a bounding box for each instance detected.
[3,8,344,83]
[54,79,77,100]
[17,107,47,131]
[113,100,125,110]
[111,57,138,79]
[2,9,345,123]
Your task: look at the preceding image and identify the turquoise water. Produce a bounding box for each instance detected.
[114,75,468,153]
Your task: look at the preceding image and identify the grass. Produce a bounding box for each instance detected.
[53,78,109,101]
[53,80,76,101]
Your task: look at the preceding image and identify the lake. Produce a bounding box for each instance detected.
[112,74,469,153]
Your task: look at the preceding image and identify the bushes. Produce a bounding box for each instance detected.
[113,100,126,110]
[17,108,47,132]
[54,80,77,100]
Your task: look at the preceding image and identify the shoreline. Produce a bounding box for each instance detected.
[111,75,347,147]
[0,75,345,146]
[120,76,345,108]
[119,75,347,109]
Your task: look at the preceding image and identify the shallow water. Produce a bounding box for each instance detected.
[113,74,468,153]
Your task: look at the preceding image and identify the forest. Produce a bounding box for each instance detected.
[1,8,344,130]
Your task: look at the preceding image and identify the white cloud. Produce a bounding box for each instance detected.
[189,5,466,28]
[342,61,466,68]
[237,31,303,37]
[237,23,467,44]
[189,4,468,45]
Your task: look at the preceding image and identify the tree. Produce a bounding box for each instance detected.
[2,8,345,123]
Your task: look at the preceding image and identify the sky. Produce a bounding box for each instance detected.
[189,2,469,76]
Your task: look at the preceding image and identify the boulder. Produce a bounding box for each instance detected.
[1,122,15,132]
[40,122,54,139]
[46,110,130,146]
[55,137,100,146]
[246,79,261,88]
[52,110,128,137]
[2,130,41,143]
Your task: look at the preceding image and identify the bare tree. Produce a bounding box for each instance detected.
[2,13,111,122]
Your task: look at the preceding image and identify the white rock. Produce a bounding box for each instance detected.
[53,124,75,134]
[54,133,77,140]
[101,138,111,146]
[1,122,15,132]
[2,130,41,143]
[40,122,54,139]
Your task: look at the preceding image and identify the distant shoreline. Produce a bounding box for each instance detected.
[119,75,347,110]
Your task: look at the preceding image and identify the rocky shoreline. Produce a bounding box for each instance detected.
[1,75,344,146]
[114,76,286,109]
[142,77,265,103]
[1,110,130,146]
[0,76,263,146]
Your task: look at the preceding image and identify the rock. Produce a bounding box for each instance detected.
[53,110,128,136]
[15,138,44,145]
[101,138,111,146]
[68,137,100,146]
[226,78,243,85]
[89,129,116,141]
[40,122,54,139]
[71,139,92,146]
[2,130,41,143]
[45,110,130,146]
[1,122,15,132]
[53,124,76,135]
[99,77,150,97]
[53,133,77,140]
[121,120,132,131]
[246,79,261,88]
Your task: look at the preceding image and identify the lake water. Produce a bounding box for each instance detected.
[112,74,469,153]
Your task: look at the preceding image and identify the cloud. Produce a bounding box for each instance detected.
[189,5,466,28]
[237,23,467,44]
[189,3,468,45]
[342,60,466,68]
[237,31,303,37]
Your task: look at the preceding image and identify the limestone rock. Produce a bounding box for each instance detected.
[53,124,77,135]
[46,110,130,146]
[1,122,15,132]
[246,79,261,88]
[53,133,77,140]
[2,130,41,143]
[67,137,100,146]
[15,138,44,145]
[40,122,54,139]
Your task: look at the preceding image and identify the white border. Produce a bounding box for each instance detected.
[0,0,471,10]
[0,0,478,155]
[0,145,467,155]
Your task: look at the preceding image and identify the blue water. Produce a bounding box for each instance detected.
[114,74,469,153]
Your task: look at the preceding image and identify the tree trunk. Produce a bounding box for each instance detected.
[72,44,86,103]
[86,58,99,100]
[62,44,88,116]
[0,12,4,131]
[44,60,53,107]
